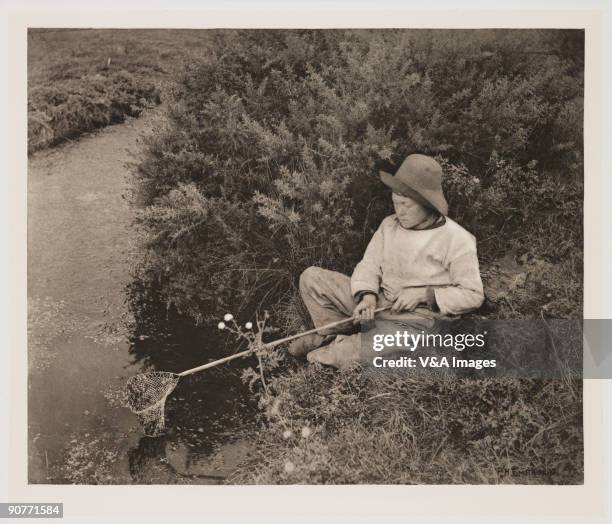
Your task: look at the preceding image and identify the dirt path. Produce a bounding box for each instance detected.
[28,112,159,483]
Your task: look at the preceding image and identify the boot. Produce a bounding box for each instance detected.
[307,334,361,370]
[288,333,333,358]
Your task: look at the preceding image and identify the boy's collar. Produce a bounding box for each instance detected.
[398,213,446,231]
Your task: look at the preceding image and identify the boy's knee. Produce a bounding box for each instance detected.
[299,266,322,292]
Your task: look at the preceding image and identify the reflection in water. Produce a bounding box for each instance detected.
[128,435,169,483]
[125,283,258,483]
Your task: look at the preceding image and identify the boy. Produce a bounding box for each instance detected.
[289,154,485,369]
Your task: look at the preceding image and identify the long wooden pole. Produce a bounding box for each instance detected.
[178,306,395,377]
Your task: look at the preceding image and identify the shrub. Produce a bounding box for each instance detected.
[133,29,583,324]
[28,70,160,152]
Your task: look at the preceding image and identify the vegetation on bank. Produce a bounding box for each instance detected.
[231,368,582,484]
[27,29,211,152]
[134,29,583,324]
[131,30,584,484]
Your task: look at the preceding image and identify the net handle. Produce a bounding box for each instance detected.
[178,305,403,377]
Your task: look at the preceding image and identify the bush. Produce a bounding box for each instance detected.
[28,70,160,152]
[133,29,583,324]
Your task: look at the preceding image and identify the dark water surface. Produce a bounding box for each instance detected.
[28,113,255,484]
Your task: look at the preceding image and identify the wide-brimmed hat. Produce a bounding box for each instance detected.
[379,154,448,216]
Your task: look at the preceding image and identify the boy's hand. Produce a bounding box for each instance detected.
[391,288,428,313]
[353,294,377,323]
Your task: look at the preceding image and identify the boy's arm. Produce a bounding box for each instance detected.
[350,226,384,298]
[433,236,485,316]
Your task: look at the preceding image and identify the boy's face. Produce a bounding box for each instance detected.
[392,192,432,229]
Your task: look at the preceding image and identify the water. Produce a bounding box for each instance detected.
[27,114,255,484]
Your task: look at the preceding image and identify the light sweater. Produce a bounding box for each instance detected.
[350,215,485,316]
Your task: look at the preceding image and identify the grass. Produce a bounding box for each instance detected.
[27,29,212,152]
[229,365,583,485]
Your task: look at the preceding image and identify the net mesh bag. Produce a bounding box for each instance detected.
[126,371,180,437]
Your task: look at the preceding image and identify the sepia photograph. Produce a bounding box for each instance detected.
[27,27,585,486]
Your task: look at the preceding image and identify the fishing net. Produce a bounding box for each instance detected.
[126,371,180,437]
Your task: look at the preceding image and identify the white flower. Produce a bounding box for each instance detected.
[282,429,293,439]
[224,313,234,322]
[245,322,253,329]
[284,461,295,473]
[217,322,226,330]
[301,427,312,438]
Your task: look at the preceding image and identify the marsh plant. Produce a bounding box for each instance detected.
[216,311,284,394]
